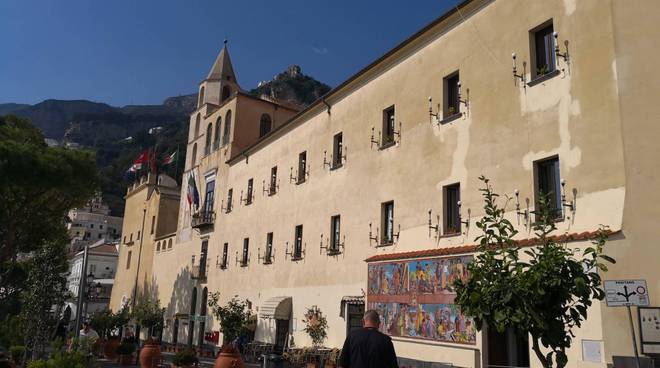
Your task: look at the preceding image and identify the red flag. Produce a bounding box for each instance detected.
[127,150,149,173]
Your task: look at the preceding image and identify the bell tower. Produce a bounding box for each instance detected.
[197,40,241,108]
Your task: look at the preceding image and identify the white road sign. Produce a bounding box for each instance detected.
[604,279,649,307]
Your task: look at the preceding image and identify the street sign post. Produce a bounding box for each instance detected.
[604,280,650,368]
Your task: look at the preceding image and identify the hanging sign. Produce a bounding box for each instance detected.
[604,280,649,307]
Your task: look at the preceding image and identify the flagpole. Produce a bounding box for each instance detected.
[174,144,180,185]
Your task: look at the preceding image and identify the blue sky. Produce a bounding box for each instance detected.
[0,0,461,106]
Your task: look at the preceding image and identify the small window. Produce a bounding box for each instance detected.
[214,117,222,149]
[332,133,343,168]
[331,215,341,251]
[531,21,556,78]
[194,113,201,137]
[226,188,233,212]
[259,114,272,138]
[222,86,231,102]
[156,242,161,252]
[294,225,303,258]
[222,110,232,145]
[297,151,307,184]
[381,202,394,244]
[266,232,274,261]
[242,238,249,266]
[444,183,461,235]
[126,251,132,269]
[443,72,460,117]
[382,106,396,146]
[150,216,156,235]
[199,86,205,108]
[99,224,103,229]
[534,156,562,219]
[98,234,102,239]
[222,243,229,268]
[168,239,173,249]
[246,179,254,205]
[205,123,213,155]
[90,224,94,229]
[137,231,140,240]
[130,233,133,242]
[123,236,126,244]
[191,143,198,167]
[270,167,278,195]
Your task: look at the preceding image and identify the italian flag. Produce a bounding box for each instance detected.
[163,151,177,165]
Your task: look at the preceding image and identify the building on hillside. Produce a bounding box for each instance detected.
[110,1,660,367]
[109,174,180,315]
[65,239,119,324]
[67,193,123,253]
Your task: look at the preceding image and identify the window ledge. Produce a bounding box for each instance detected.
[439,232,461,239]
[327,249,343,256]
[527,69,560,87]
[296,178,306,185]
[439,112,463,125]
[376,241,394,248]
[268,191,277,197]
[225,209,232,214]
[290,256,304,262]
[379,141,396,151]
[330,163,343,171]
[239,262,248,268]
[262,259,273,265]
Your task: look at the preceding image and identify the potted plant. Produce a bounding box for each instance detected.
[302,306,328,368]
[132,296,165,368]
[116,342,136,366]
[171,349,199,368]
[325,348,341,368]
[207,293,252,368]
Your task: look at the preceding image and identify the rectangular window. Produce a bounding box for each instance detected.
[332,133,343,168]
[270,166,278,195]
[381,201,394,244]
[331,215,341,252]
[246,179,253,205]
[242,238,249,266]
[382,106,396,146]
[297,151,307,184]
[99,224,103,229]
[444,72,460,117]
[150,216,155,234]
[90,224,94,229]
[126,250,132,269]
[266,232,274,262]
[137,231,140,240]
[444,183,461,234]
[531,21,556,78]
[534,156,562,219]
[294,225,303,258]
[204,179,215,213]
[200,240,208,274]
[130,233,133,242]
[123,236,126,243]
[226,188,233,213]
[222,243,228,268]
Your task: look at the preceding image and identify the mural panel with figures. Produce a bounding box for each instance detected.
[367,255,476,345]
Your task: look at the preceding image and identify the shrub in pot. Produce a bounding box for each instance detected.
[171,349,198,368]
[207,293,252,368]
[116,342,136,366]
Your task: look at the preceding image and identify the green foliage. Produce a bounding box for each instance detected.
[454,176,615,368]
[131,296,165,334]
[9,345,25,364]
[207,293,252,344]
[115,342,136,355]
[26,350,92,368]
[89,306,129,338]
[302,306,328,347]
[172,349,199,366]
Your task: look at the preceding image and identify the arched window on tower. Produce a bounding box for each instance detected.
[222,110,232,145]
[194,114,201,138]
[259,113,272,138]
[191,143,197,167]
[213,117,222,150]
[204,123,213,156]
[198,86,205,108]
[221,86,231,102]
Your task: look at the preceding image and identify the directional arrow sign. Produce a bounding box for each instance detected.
[605,280,650,307]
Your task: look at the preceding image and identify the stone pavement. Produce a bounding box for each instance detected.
[96,355,262,368]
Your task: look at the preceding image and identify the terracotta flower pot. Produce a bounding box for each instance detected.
[104,337,120,360]
[214,344,245,368]
[139,339,162,368]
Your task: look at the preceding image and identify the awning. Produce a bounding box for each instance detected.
[259,296,292,320]
[340,295,364,318]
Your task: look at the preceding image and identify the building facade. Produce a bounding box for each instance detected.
[67,193,123,253]
[111,0,660,367]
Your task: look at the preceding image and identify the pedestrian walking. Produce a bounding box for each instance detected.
[338,310,399,368]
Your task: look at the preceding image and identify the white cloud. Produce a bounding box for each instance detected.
[312,46,329,55]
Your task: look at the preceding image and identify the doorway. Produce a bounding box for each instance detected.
[275,319,289,353]
[172,319,179,345]
[346,304,365,336]
[486,326,530,368]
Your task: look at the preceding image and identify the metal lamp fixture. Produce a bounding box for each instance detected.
[560,179,577,213]
[457,201,471,231]
[512,52,527,87]
[553,32,570,65]
[427,209,440,238]
[457,82,470,109]
[514,189,530,224]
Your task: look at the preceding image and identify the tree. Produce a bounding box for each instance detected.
[0,115,98,310]
[302,306,328,347]
[454,176,615,368]
[131,296,165,339]
[20,241,70,361]
[207,293,251,345]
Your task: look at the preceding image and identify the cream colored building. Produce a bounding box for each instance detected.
[111,0,660,366]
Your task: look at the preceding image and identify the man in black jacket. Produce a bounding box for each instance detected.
[339,309,399,368]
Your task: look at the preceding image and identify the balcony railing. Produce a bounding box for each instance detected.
[192,211,215,229]
[191,264,207,280]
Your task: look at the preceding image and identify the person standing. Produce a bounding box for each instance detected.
[339,310,399,368]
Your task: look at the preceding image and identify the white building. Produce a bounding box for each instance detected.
[67,193,123,253]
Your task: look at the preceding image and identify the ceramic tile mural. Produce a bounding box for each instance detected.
[367,255,476,345]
